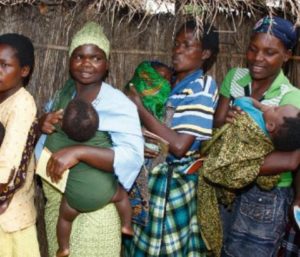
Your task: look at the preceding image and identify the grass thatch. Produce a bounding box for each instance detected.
[1,1,300,23]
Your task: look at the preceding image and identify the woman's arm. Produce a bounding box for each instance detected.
[40,109,115,183]
[259,150,300,175]
[251,98,271,112]
[46,145,114,183]
[39,109,64,134]
[213,95,231,128]
[43,92,144,190]
[127,87,195,158]
[0,93,36,183]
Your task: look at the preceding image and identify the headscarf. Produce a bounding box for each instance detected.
[69,22,110,57]
[253,16,298,50]
[126,61,171,121]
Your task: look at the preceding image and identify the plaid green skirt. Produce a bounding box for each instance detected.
[124,162,206,257]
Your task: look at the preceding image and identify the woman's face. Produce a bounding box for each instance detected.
[172,28,205,79]
[0,44,29,96]
[69,44,109,86]
[246,33,291,81]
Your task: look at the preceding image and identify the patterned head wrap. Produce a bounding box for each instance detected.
[69,22,110,57]
[253,16,297,50]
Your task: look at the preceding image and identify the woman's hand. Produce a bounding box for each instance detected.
[225,106,244,124]
[143,129,161,158]
[46,146,80,183]
[144,144,160,158]
[39,109,64,134]
[126,84,143,109]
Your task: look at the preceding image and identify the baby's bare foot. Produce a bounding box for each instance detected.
[56,248,70,257]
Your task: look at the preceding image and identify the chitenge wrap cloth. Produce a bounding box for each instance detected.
[43,79,121,257]
[124,161,206,256]
[197,113,279,257]
[0,119,38,212]
[125,61,171,121]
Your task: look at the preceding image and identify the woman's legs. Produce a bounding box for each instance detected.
[56,196,79,257]
[111,185,133,235]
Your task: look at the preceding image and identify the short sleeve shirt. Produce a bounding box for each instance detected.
[220,68,300,187]
[167,69,218,162]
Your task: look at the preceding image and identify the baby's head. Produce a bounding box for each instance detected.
[263,104,300,151]
[150,61,173,84]
[62,98,99,142]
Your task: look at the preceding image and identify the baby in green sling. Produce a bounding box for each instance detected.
[45,98,132,257]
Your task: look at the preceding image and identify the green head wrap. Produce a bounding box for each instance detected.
[126,61,171,121]
[69,22,110,58]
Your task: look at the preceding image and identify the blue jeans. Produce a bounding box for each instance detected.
[221,185,292,257]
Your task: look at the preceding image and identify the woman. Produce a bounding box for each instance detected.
[36,22,144,257]
[214,16,300,257]
[124,20,219,257]
[0,33,40,257]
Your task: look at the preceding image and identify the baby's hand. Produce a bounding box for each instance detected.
[39,109,63,134]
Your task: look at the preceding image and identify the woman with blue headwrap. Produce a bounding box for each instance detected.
[213,16,300,257]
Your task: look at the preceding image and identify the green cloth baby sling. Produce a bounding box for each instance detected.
[44,79,118,212]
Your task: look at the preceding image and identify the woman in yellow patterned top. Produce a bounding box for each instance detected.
[0,33,40,257]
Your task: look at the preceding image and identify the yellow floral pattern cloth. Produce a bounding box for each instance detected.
[197,113,279,257]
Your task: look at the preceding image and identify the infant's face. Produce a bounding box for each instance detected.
[155,67,172,83]
[263,105,299,129]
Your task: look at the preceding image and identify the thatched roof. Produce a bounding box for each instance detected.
[1,0,300,111]
[1,0,300,25]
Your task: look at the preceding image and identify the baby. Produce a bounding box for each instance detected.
[127,60,173,121]
[47,98,132,257]
[198,96,300,257]
[237,97,300,151]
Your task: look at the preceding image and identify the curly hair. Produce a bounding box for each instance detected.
[0,33,34,86]
[62,98,99,142]
[273,112,300,151]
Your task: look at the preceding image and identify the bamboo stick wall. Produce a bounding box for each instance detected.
[1,6,299,112]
